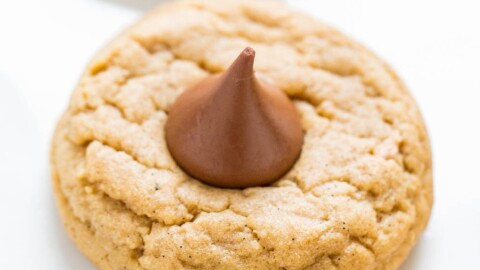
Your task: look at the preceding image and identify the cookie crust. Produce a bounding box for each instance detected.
[51,0,433,269]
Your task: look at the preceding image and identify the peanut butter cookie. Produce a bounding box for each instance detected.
[51,0,433,269]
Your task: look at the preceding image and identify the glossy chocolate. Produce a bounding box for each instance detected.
[165,47,303,188]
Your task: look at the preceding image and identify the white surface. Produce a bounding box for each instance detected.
[0,0,479,269]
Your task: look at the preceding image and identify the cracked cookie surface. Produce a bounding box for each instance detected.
[51,0,433,269]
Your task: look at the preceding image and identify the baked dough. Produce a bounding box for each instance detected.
[51,0,433,269]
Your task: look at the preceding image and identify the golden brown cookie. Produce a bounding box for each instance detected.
[51,0,433,269]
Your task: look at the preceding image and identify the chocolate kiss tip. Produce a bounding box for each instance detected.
[242,46,255,57]
[227,47,255,80]
[165,48,303,189]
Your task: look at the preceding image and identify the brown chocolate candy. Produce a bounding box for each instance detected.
[165,47,303,188]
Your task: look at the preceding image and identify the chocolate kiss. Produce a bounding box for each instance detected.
[165,47,303,188]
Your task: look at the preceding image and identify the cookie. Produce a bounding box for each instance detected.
[51,0,433,269]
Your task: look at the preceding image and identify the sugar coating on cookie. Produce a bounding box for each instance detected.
[51,0,433,269]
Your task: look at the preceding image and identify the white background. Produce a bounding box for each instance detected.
[1,0,479,269]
